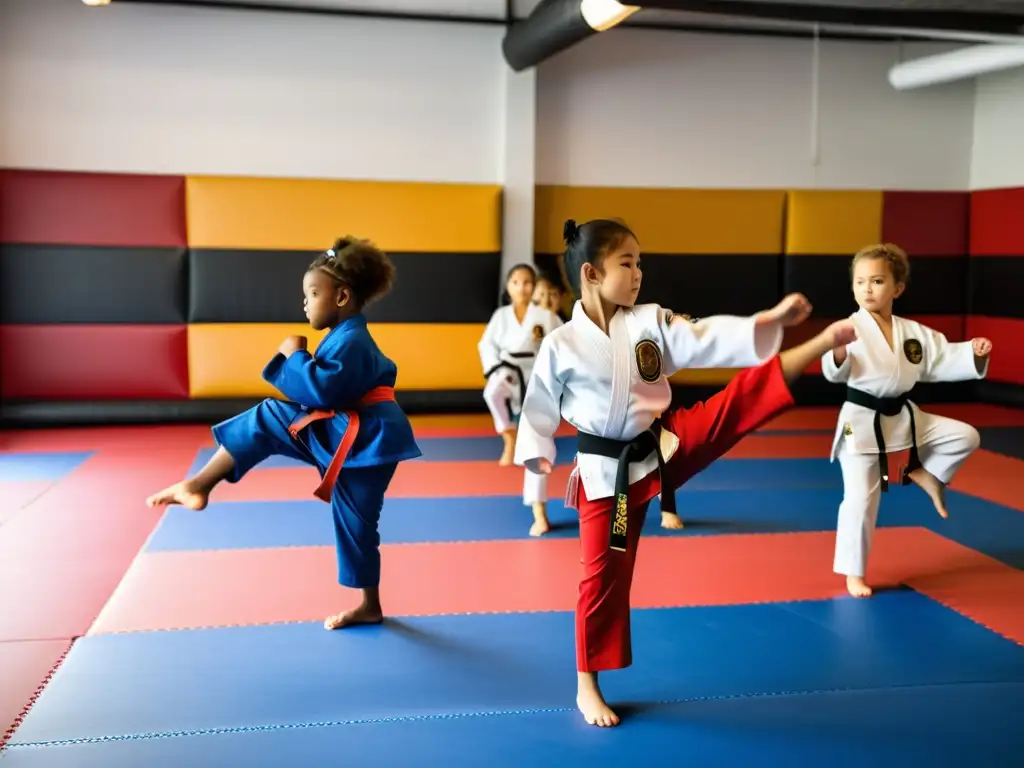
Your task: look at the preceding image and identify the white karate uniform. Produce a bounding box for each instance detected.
[478,303,564,433]
[514,301,783,506]
[478,302,563,507]
[822,308,987,578]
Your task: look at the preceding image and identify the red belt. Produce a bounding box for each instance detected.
[287,385,396,503]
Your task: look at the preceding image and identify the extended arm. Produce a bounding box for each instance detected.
[920,327,988,383]
[659,308,784,374]
[821,344,853,383]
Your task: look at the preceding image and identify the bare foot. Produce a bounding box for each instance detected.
[907,467,949,518]
[661,511,684,530]
[145,480,208,510]
[577,672,620,727]
[499,428,516,466]
[324,602,384,630]
[530,502,550,536]
[846,575,873,598]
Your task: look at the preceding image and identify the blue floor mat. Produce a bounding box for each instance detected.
[9,592,1023,748]
[4,681,1018,767]
[0,452,93,482]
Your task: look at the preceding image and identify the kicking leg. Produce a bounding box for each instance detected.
[146,398,311,509]
[833,441,882,597]
[324,462,399,630]
[523,469,550,536]
[575,478,654,727]
[907,415,980,519]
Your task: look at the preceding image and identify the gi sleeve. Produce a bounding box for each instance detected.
[514,337,562,472]
[821,347,853,383]
[919,326,988,383]
[263,346,364,409]
[478,310,502,375]
[657,307,783,374]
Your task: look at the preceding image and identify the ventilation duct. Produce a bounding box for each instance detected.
[502,0,640,72]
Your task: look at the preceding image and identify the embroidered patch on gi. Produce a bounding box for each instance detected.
[903,338,923,365]
[532,324,544,341]
[635,339,663,383]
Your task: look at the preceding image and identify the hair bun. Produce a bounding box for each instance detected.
[563,219,579,245]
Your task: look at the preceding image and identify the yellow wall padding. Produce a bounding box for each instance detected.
[534,186,786,255]
[185,176,502,253]
[785,190,883,255]
[187,323,488,397]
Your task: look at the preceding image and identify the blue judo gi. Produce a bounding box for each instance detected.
[212,314,422,588]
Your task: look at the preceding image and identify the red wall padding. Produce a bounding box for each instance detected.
[0,325,190,399]
[0,170,187,247]
[882,191,969,255]
[970,188,1024,256]
[965,317,1024,385]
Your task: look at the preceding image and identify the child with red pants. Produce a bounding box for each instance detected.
[514,218,858,727]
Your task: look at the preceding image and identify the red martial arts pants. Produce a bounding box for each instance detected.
[574,355,795,673]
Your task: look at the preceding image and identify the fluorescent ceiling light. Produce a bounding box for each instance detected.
[889,43,1024,89]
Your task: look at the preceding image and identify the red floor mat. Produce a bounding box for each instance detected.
[88,527,1023,641]
[0,444,197,641]
[0,638,71,749]
[948,449,1024,513]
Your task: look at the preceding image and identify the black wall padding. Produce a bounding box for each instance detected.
[535,252,782,318]
[0,244,187,324]
[188,249,502,324]
[783,255,969,317]
[968,255,1024,318]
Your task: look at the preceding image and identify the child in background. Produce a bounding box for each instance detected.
[515,217,858,727]
[822,243,991,597]
[533,269,569,322]
[145,237,422,631]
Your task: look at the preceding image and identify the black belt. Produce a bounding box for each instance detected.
[484,357,534,422]
[845,387,921,492]
[576,424,676,552]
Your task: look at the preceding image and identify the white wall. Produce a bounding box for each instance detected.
[0,0,506,184]
[970,65,1024,190]
[0,0,986,193]
[536,28,976,190]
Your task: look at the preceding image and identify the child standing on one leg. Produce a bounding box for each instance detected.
[822,243,991,598]
[515,218,858,727]
[145,236,422,629]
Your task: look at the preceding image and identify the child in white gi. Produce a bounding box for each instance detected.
[479,263,563,535]
[822,243,992,598]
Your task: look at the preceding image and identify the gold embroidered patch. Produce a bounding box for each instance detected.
[843,423,853,436]
[635,339,663,383]
[613,494,628,538]
[532,324,544,341]
[903,338,923,365]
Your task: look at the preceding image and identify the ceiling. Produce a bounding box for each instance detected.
[113,0,1024,42]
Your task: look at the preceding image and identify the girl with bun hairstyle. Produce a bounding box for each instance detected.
[514,218,858,727]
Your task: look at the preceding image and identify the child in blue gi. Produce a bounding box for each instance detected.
[145,236,422,630]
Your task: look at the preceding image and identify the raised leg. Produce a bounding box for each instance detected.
[662,354,795,491]
[146,398,313,509]
[907,414,981,519]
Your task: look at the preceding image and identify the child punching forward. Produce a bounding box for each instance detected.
[514,218,858,728]
[145,236,422,630]
[823,243,991,598]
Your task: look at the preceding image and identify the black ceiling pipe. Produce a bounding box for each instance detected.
[641,0,1024,35]
[502,0,597,72]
